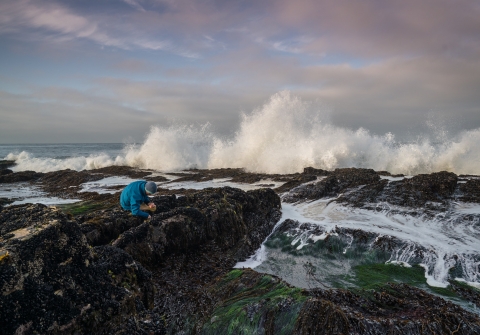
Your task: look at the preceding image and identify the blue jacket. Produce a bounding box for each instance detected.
[120,181,151,218]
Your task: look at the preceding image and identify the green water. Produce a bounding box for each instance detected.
[254,231,479,314]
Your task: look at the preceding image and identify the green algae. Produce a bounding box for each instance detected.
[337,262,479,313]
[201,270,307,335]
[345,263,427,290]
[58,201,108,216]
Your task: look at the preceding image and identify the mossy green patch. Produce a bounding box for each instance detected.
[452,279,480,293]
[58,201,108,216]
[339,263,469,308]
[223,269,243,283]
[202,270,307,335]
[348,263,426,290]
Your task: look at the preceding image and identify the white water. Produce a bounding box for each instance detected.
[163,178,285,191]
[0,183,80,206]
[80,176,139,194]
[5,151,124,173]
[4,91,480,175]
[268,200,480,288]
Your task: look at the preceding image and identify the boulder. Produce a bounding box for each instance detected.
[0,204,154,334]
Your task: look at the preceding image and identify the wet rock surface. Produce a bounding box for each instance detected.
[306,283,480,335]
[283,168,381,203]
[196,269,480,335]
[459,179,480,203]
[0,159,15,170]
[0,170,44,183]
[284,168,480,208]
[0,173,282,334]
[1,166,480,334]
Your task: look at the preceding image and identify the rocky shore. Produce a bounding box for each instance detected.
[1,163,480,334]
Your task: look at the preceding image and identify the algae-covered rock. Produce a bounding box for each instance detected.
[0,184,282,334]
[0,170,43,183]
[0,204,154,334]
[196,269,480,335]
[113,187,281,266]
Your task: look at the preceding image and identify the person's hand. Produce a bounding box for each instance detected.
[148,202,156,209]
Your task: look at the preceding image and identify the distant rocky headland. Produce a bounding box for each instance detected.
[1,161,480,334]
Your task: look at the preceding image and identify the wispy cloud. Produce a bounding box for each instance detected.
[0,0,200,56]
[123,0,146,12]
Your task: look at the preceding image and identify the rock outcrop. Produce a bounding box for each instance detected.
[1,166,480,334]
[0,204,154,335]
[0,186,282,334]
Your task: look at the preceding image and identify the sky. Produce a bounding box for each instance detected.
[1,0,480,143]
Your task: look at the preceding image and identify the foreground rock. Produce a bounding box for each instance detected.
[197,269,480,334]
[1,166,480,334]
[0,187,281,334]
[0,204,154,335]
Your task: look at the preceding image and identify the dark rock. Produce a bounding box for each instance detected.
[194,269,480,334]
[305,283,480,334]
[336,178,388,207]
[2,166,480,334]
[0,197,14,211]
[459,179,480,203]
[0,204,154,335]
[40,169,105,196]
[273,174,317,193]
[0,203,66,236]
[382,171,458,207]
[91,165,154,179]
[0,160,15,170]
[113,187,281,267]
[377,170,405,177]
[0,168,13,176]
[0,170,43,183]
[283,168,380,203]
[0,185,282,334]
[78,208,144,246]
[303,166,331,176]
[449,280,480,308]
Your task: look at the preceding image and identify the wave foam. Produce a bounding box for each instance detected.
[5,91,480,175]
[5,151,124,173]
[126,91,480,175]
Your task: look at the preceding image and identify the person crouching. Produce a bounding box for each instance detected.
[120,180,157,220]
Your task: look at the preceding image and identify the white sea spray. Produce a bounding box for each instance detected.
[4,91,480,175]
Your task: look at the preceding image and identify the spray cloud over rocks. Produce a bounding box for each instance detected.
[126,91,480,175]
[4,91,480,175]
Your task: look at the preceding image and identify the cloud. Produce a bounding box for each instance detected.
[1,0,480,143]
[267,0,480,59]
[3,0,479,60]
[123,0,146,12]
[0,0,201,56]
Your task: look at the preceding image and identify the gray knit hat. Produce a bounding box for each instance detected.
[145,181,157,195]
